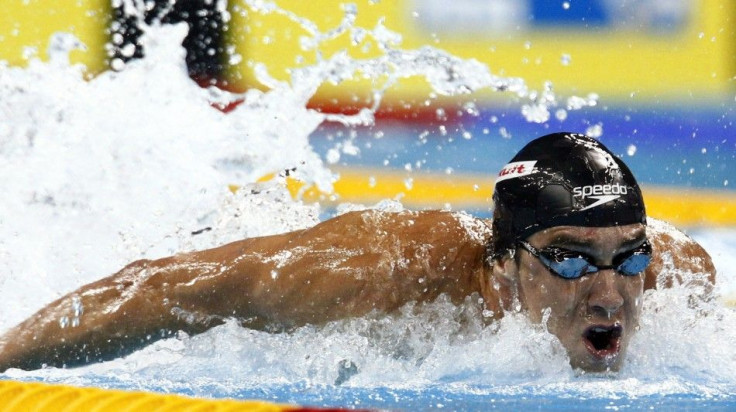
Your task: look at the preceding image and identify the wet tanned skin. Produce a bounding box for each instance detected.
[0,210,716,372]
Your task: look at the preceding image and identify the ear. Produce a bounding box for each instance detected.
[484,254,519,312]
[493,253,519,285]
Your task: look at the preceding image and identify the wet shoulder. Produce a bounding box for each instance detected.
[335,209,491,247]
[645,217,716,289]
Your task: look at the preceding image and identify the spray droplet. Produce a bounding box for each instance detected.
[560,54,571,66]
[463,101,479,116]
[627,144,637,156]
[404,177,414,190]
[326,148,340,164]
[111,58,125,71]
[586,123,603,138]
[120,43,136,58]
[562,2,570,10]
[228,53,243,65]
[72,296,84,317]
[435,108,446,120]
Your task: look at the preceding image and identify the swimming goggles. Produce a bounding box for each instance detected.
[516,239,652,280]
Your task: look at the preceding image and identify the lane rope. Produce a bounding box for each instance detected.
[0,380,298,412]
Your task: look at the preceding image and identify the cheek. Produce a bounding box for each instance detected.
[519,261,579,318]
[623,277,645,316]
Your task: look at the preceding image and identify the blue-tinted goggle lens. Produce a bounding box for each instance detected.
[517,240,652,280]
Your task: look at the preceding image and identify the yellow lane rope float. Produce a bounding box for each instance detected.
[0,380,303,412]
[246,167,736,228]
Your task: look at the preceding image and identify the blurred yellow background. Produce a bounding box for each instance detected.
[2,0,734,226]
[3,0,733,101]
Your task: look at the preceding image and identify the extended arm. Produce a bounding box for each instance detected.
[0,210,489,371]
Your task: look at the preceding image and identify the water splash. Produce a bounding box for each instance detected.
[241,0,599,126]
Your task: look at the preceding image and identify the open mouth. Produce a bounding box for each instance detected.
[583,324,623,359]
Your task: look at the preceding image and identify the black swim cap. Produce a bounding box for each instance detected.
[490,132,646,259]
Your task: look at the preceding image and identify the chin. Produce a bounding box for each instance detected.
[573,354,624,373]
[574,344,629,372]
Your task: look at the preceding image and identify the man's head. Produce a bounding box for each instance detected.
[488,132,650,372]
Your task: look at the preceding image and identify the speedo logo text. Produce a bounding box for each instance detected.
[573,184,628,211]
[573,184,628,198]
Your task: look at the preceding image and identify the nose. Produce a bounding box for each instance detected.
[587,270,624,319]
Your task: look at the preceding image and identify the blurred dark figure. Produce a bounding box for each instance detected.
[110,0,226,84]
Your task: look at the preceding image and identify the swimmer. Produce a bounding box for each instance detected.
[0,132,715,373]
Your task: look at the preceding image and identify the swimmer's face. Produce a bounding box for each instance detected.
[505,224,646,372]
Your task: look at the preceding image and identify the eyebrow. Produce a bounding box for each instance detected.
[547,229,647,253]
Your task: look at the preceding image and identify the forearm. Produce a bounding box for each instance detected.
[0,300,160,371]
[0,234,298,371]
[0,259,214,371]
[0,234,285,371]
